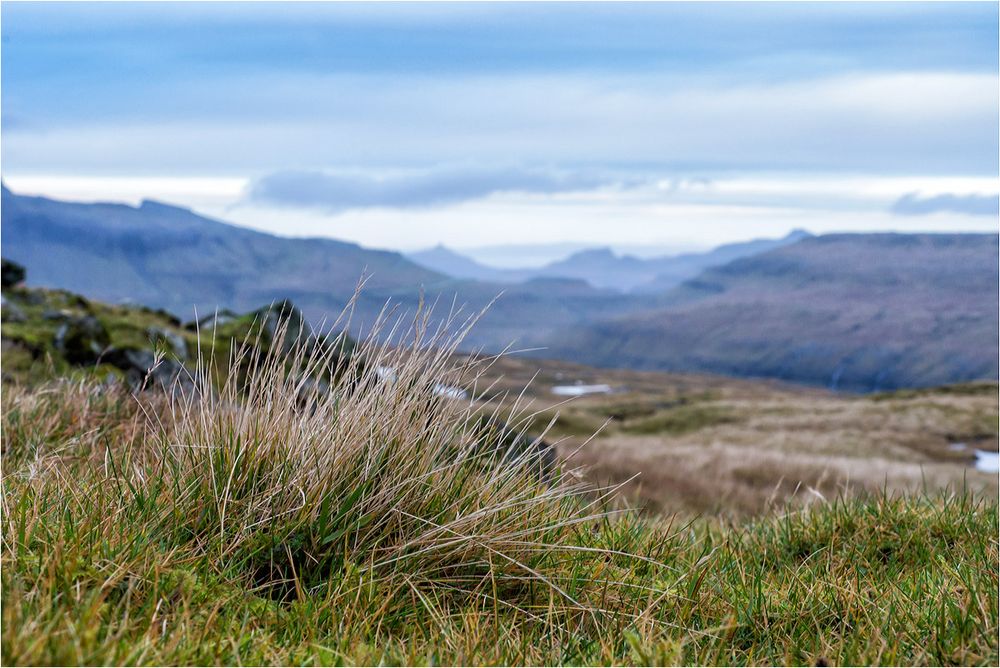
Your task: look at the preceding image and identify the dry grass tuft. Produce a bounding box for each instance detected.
[2,303,677,664]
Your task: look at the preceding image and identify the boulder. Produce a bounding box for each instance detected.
[254,300,312,355]
[146,326,188,359]
[1,259,25,289]
[293,375,331,413]
[54,316,111,365]
[105,347,194,393]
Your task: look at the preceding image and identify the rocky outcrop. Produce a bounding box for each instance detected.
[1,269,359,396]
[1,298,26,323]
[54,315,111,365]
[104,348,194,393]
[147,326,188,359]
[253,299,312,355]
[252,300,358,380]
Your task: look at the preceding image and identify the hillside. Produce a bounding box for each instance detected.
[464,353,997,515]
[629,228,813,292]
[0,184,446,311]
[0,187,642,352]
[550,233,1000,391]
[0,260,359,393]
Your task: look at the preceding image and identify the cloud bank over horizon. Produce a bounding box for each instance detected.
[1,2,997,247]
[891,193,1000,217]
[246,167,623,213]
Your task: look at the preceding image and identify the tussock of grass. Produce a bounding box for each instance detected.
[2,307,998,665]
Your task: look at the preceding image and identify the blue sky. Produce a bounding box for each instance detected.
[2,1,998,261]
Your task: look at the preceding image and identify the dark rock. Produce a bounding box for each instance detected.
[105,347,195,393]
[146,326,188,359]
[186,309,240,332]
[114,348,157,373]
[2,336,42,361]
[19,291,44,306]
[68,294,91,310]
[254,300,312,355]
[1,258,25,289]
[54,316,111,365]
[191,300,357,390]
[294,375,331,413]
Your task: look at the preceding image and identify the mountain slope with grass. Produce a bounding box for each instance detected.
[0,258,356,391]
[550,233,1000,391]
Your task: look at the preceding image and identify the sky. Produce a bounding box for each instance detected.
[2,1,998,266]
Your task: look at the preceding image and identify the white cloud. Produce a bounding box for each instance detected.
[7,172,998,253]
[4,71,997,175]
[891,192,999,216]
[1,175,247,208]
[244,167,624,212]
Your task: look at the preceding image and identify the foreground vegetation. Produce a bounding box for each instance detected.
[1,273,997,665]
[1,312,996,666]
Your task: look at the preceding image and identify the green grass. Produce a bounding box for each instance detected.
[621,403,738,436]
[2,310,998,665]
[3,432,995,665]
[0,285,355,391]
[1,286,193,386]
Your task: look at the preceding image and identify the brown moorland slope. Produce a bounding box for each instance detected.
[462,353,998,517]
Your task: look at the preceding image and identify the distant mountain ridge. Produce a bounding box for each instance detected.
[548,233,1000,391]
[0,186,642,351]
[1,184,447,308]
[407,229,811,291]
[3,186,996,391]
[406,244,523,283]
